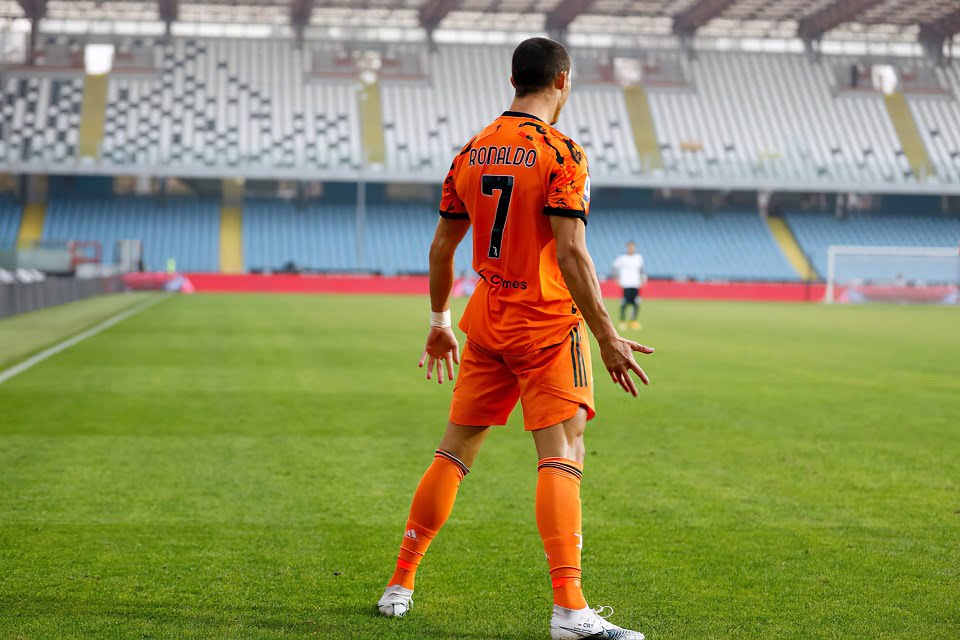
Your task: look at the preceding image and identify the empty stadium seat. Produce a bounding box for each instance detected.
[586,208,799,281]
[3,33,959,188]
[0,66,82,165]
[364,204,473,275]
[242,200,472,275]
[647,52,908,184]
[785,210,960,277]
[241,202,793,281]
[380,44,639,176]
[0,194,21,247]
[43,197,220,272]
[243,200,359,272]
[25,193,960,283]
[908,64,960,184]
[102,38,362,170]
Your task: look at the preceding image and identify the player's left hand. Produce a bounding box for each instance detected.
[419,327,460,384]
[598,334,654,397]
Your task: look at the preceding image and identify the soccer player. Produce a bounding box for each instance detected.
[613,242,646,330]
[378,37,654,640]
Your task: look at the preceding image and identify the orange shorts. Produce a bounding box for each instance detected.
[449,323,596,431]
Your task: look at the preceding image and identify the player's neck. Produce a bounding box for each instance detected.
[507,95,557,126]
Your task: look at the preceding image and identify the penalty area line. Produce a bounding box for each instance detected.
[0,294,170,385]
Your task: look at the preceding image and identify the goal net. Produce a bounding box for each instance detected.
[825,245,959,304]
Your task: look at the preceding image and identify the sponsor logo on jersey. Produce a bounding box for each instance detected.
[477,268,528,290]
[469,145,537,168]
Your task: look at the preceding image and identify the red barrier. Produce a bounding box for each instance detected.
[186,273,430,294]
[184,273,826,302]
[124,272,195,293]
[839,284,957,304]
[637,279,825,302]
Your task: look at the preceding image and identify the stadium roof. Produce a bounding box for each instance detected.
[2,0,958,46]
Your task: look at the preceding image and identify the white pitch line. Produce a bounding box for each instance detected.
[0,294,169,385]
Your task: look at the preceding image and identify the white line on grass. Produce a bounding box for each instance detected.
[0,294,169,385]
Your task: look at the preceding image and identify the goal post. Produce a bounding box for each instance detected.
[825,245,960,304]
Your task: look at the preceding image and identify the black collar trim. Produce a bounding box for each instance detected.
[501,110,544,123]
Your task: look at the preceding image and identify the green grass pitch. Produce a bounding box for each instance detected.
[0,293,958,639]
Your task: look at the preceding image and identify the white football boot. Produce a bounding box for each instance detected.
[551,605,645,639]
[377,584,413,618]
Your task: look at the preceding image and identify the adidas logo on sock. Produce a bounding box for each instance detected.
[404,529,418,541]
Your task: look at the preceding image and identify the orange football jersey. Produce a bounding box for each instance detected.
[439,111,591,355]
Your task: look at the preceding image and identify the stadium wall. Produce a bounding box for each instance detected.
[182,273,826,302]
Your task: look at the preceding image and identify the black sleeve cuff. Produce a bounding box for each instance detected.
[543,207,587,225]
[439,209,469,220]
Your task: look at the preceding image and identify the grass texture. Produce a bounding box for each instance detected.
[0,294,957,639]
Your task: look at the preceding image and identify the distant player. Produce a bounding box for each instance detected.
[613,242,646,330]
[377,38,653,639]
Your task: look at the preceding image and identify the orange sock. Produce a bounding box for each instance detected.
[388,450,469,590]
[536,457,587,610]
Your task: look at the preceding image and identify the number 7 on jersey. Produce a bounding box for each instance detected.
[481,174,514,259]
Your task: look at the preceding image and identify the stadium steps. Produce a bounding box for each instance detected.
[219,207,244,273]
[78,73,109,158]
[16,202,46,248]
[884,92,936,179]
[360,79,386,166]
[219,179,244,273]
[623,86,662,171]
[766,216,818,281]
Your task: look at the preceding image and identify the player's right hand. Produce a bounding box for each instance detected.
[419,327,460,385]
[599,335,654,397]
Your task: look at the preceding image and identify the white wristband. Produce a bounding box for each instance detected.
[430,309,452,328]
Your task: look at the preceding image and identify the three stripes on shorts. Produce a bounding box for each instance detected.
[569,327,587,388]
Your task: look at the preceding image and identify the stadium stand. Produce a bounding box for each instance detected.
[381,45,508,173]
[364,204,473,276]
[2,5,959,284]
[381,46,959,185]
[0,195,21,247]
[235,201,798,282]
[3,31,959,192]
[587,208,799,282]
[646,52,909,184]
[242,199,359,272]
[0,74,83,165]
[909,64,960,184]
[381,45,640,176]
[29,189,957,283]
[242,200,474,275]
[98,36,362,170]
[42,197,220,272]
[238,202,797,281]
[785,211,960,277]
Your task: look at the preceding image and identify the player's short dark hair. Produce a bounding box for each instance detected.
[511,37,571,98]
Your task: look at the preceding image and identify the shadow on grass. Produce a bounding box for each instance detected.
[2,595,544,639]
[335,601,545,640]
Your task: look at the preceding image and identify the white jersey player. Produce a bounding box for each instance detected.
[612,242,646,330]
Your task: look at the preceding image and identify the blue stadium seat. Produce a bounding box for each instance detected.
[243,200,473,275]
[785,211,960,277]
[0,194,21,247]
[33,197,957,283]
[364,204,473,275]
[586,208,799,281]
[243,200,359,272]
[252,204,795,280]
[43,197,220,272]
